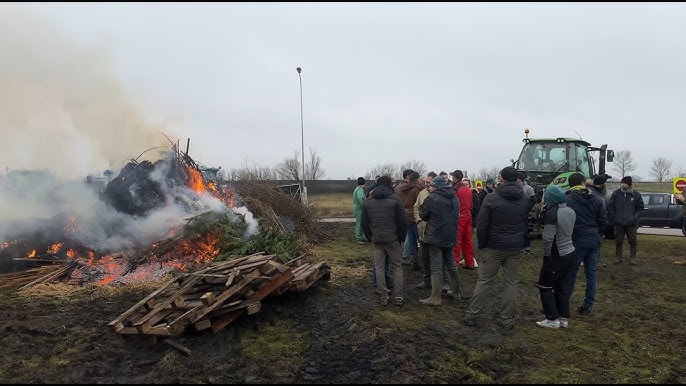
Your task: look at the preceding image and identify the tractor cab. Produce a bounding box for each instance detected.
[513,129,614,231]
[516,137,595,190]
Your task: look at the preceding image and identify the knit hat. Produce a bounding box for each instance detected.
[516,171,527,181]
[621,176,633,186]
[500,166,518,182]
[409,171,420,181]
[545,186,567,205]
[431,175,448,187]
[485,178,495,185]
[593,175,607,185]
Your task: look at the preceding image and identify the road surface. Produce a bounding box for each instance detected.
[637,227,684,236]
[321,218,684,237]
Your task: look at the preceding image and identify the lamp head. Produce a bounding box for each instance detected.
[296,67,302,73]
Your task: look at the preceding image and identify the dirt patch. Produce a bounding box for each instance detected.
[1,223,685,384]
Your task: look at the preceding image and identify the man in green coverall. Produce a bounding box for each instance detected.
[354,177,367,244]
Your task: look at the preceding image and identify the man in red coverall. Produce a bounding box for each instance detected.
[451,170,476,269]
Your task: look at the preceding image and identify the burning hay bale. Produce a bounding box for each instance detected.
[109,252,331,338]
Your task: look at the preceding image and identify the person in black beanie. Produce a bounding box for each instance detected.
[607,176,644,265]
[464,166,534,329]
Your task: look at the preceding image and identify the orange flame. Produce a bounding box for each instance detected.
[66,249,76,259]
[47,243,64,254]
[27,250,36,258]
[187,167,206,194]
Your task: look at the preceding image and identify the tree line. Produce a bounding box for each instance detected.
[611,149,684,188]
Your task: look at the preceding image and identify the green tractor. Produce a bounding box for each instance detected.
[512,129,614,229]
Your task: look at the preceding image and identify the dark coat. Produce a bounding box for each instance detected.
[361,185,408,245]
[608,188,645,227]
[565,187,608,249]
[420,186,459,248]
[476,182,532,250]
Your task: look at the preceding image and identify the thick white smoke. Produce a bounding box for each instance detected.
[0,9,260,257]
[0,8,168,179]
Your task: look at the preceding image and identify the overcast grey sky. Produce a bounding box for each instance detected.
[2,2,685,180]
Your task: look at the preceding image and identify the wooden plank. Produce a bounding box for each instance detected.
[144,298,158,310]
[246,302,261,315]
[162,339,192,355]
[248,270,294,301]
[200,292,216,306]
[205,300,257,319]
[167,271,260,329]
[108,274,183,333]
[210,309,245,333]
[132,275,203,333]
[194,319,211,331]
[224,268,238,287]
[284,254,306,267]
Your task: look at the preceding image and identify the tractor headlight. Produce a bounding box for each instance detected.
[553,177,567,185]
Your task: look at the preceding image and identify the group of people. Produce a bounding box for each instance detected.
[352,166,648,330]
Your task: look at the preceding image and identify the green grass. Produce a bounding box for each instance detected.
[308,193,353,217]
[238,321,308,380]
[313,224,686,383]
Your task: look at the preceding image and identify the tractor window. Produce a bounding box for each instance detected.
[574,144,591,177]
[517,142,567,172]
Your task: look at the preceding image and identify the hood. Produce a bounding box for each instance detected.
[402,181,422,193]
[566,186,595,203]
[371,184,394,199]
[434,186,456,200]
[495,182,524,201]
[545,185,567,205]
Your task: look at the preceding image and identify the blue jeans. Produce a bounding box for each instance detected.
[403,223,419,257]
[567,246,599,308]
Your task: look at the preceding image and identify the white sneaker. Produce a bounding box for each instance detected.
[536,319,560,329]
[559,318,569,328]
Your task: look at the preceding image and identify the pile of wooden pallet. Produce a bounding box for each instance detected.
[0,262,78,291]
[109,252,330,338]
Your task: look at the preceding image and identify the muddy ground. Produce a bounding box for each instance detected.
[1,222,685,384]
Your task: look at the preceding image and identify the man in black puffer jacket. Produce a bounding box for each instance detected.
[464,166,534,330]
[418,175,461,306]
[362,175,408,306]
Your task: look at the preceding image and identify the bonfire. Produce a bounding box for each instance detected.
[0,141,311,288]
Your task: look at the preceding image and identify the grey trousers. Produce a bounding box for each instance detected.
[466,248,523,326]
[373,241,404,298]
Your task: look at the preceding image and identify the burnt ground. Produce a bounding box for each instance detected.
[1,222,685,384]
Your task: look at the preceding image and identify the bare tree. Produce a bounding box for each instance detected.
[611,150,638,178]
[475,166,501,183]
[228,158,276,181]
[674,166,686,179]
[306,147,326,180]
[649,157,673,188]
[274,147,326,181]
[274,151,301,180]
[365,163,399,180]
[398,160,427,178]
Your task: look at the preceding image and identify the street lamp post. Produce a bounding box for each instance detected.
[296,66,307,204]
